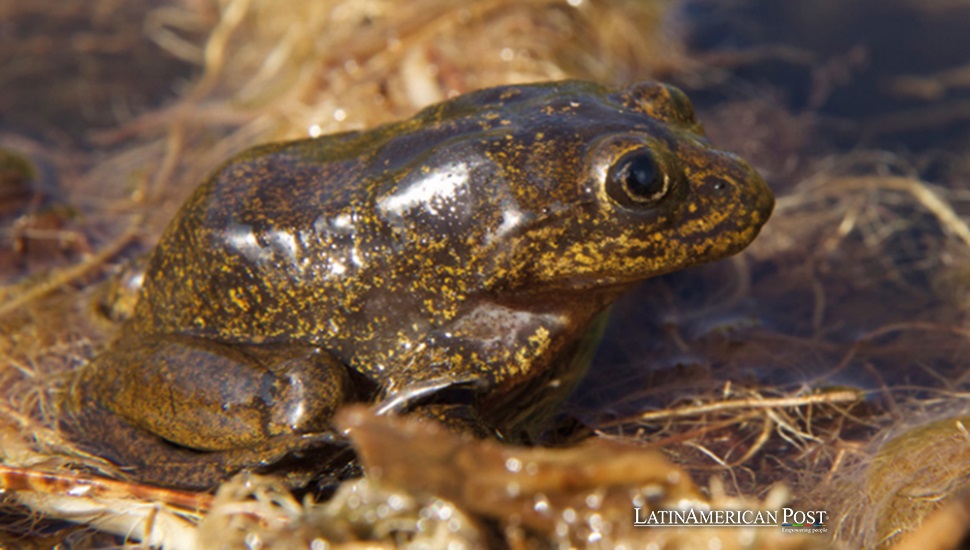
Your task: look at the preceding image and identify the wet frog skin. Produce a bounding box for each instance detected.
[65,80,773,489]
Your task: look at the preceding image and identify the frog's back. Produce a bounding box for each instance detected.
[132,83,590,340]
[131,80,745,362]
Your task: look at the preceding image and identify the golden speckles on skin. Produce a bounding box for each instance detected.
[228,289,250,312]
[565,241,604,267]
[678,213,717,237]
[541,101,584,117]
[511,326,553,377]
[529,326,551,347]
[71,80,773,488]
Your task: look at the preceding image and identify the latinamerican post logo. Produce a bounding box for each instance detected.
[634,507,828,533]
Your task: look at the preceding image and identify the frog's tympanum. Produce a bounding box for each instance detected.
[64,81,773,489]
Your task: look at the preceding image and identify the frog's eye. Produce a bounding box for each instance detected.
[606,150,669,207]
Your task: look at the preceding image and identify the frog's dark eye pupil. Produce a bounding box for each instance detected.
[621,156,660,196]
[608,151,668,206]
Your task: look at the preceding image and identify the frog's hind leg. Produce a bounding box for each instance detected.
[61,334,354,489]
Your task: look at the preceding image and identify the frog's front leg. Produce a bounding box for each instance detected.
[378,302,594,441]
[70,334,352,451]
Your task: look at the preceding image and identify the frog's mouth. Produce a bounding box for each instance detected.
[648,155,774,268]
[482,155,773,295]
[559,193,772,291]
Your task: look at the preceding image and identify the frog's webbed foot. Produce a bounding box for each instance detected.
[375,381,589,442]
[372,301,584,441]
[375,378,494,438]
[59,401,355,490]
[374,377,484,415]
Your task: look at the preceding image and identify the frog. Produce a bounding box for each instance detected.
[63,80,774,490]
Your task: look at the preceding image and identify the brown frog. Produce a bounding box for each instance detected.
[64,81,773,489]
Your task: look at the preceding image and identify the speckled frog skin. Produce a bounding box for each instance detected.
[66,81,773,489]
